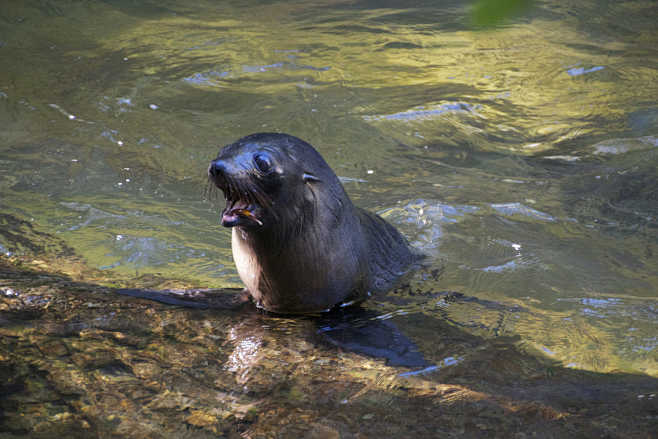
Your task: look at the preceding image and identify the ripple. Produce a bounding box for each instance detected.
[397,356,464,377]
[183,70,230,86]
[338,176,368,183]
[241,62,330,73]
[183,61,330,87]
[543,155,581,161]
[591,136,658,155]
[491,203,556,222]
[103,234,212,270]
[60,202,125,231]
[566,65,605,77]
[48,103,86,122]
[364,102,477,121]
[380,199,479,255]
[480,259,520,272]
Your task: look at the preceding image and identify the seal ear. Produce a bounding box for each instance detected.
[303,173,321,183]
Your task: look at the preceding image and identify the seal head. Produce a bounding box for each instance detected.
[209,133,417,314]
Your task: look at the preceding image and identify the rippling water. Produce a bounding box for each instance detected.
[0,0,657,435]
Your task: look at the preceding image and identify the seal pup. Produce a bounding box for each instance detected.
[208,133,419,314]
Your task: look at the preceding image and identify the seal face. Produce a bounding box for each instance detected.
[209,133,418,314]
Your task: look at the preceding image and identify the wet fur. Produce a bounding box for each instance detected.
[210,133,420,314]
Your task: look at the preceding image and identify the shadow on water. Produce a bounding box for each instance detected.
[315,307,430,368]
[116,286,431,368]
[1,242,657,438]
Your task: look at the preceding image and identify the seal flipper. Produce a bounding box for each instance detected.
[115,288,251,310]
[355,207,422,292]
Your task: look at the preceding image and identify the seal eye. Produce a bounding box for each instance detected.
[253,153,272,174]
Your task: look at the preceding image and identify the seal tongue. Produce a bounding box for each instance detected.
[222,199,262,227]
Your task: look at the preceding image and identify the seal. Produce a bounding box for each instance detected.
[208,133,419,314]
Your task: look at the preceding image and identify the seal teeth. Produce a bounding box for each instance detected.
[221,176,270,211]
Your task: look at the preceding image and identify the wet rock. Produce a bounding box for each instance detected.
[186,409,219,428]
[148,390,195,411]
[71,349,117,369]
[48,367,88,396]
[132,360,162,379]
[98,360,135,378]
[36,339,69,357]
[305,423,340,439]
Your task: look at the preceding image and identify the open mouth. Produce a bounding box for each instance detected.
[208,160,267,228]
[222,197,263,228]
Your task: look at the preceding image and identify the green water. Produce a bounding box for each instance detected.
[1,0,657,437]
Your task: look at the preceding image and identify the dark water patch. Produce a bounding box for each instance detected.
[97,0,179,18]
[559,147,658,230]
[380,41,423,50]
[0,213,76,258]
[628,107,658,136]
[564,42,628,57]
[326,24,393,34]
[97,360,135,377]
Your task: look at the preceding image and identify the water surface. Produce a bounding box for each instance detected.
[1,0,657,437]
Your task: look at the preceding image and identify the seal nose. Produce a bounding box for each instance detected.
[208,159,226,179]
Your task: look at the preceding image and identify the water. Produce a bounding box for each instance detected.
[1,0,657,437]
